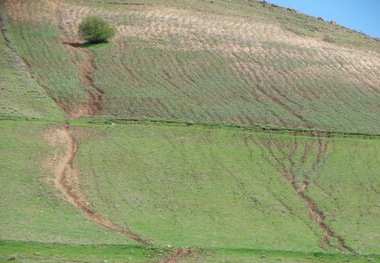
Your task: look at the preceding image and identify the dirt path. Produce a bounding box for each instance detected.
[48,125,150,245]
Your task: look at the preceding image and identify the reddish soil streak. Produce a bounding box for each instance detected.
[63,42,104,118]
[158,248,199,263]
[51,125,150,245]
[258,138,354,253]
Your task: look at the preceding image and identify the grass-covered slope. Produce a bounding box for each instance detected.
[0,11,64,120]
[1,0,380,262]
[4,0,380,132]
[1,120,379,262]
[74,122,380,254]
[0,121,135,245]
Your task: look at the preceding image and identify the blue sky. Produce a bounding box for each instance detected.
[267,0,380,38]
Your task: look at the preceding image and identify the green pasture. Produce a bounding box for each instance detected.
[0,121,135,245]
[0,240,162,263]
[1,0,380,262]
[73,122,380,254]
[1,120,379,262]
[5,14,87,105]
[1,241,379,263]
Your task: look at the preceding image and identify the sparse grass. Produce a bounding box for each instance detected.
[6,19,86,105]
[0,11,64,120]
[92,40,380,132]
[80,0,380,52]
[4,0,380,132]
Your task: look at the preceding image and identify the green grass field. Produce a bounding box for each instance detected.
[2,240,378,263]
[93,41,380,132]
[0,121,135,245]
[6,21,87,105]
[73,123,380,254]
[1,120,379,262]
[1,0,380,262]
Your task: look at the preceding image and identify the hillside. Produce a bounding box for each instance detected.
[2,0,380,131]
[1,0,379,262]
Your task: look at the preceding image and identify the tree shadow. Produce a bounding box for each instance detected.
[63,42,83,48]
[63,41,110,49]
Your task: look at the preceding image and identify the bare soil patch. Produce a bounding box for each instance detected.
[158,248,200,263]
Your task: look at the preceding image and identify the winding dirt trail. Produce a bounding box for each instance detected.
[48,0,104,118]
[50,125,150,245]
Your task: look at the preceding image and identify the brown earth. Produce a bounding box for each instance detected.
[158,248,200,263]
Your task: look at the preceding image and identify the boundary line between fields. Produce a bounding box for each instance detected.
[1,115,380,139]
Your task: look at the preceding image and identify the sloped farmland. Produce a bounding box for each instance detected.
[4,0,380,132]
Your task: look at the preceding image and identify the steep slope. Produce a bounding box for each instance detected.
[0,10,63,119]
[4,0,380,132]
[1,0,380,262]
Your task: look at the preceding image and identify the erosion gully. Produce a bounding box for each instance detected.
[40,3,199,261]
[255,138,354,253]
[13,1,356,260]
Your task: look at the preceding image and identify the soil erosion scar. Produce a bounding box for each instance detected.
[53,125,150,245]
[257,138,354,253]
[63,42,104,118]
[157,248,199,263]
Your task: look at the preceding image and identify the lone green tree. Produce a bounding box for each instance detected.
[78,16,116,43]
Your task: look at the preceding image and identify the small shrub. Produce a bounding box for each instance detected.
[78,16,116,43]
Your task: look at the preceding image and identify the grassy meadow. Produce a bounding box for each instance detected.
[0,121,136,245]
[1,0,380,262]
[2,241,378,263]
[6,21,87,106]
[1,120,379,262]
[73,122,380,254]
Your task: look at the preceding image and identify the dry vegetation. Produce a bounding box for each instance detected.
[4,0,380,132]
